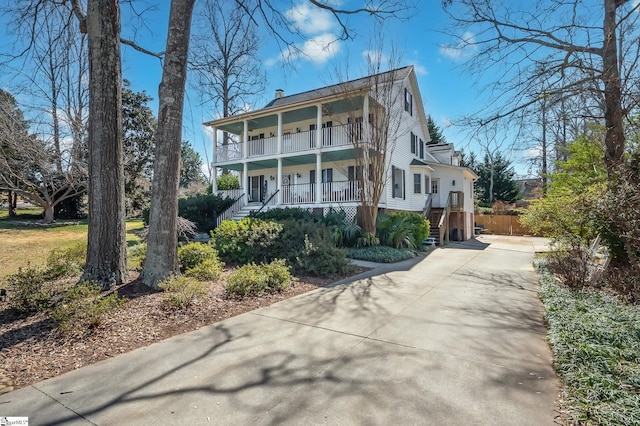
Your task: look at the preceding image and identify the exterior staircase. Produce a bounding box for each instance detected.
[428,208,444,242]
[232,202,263,220]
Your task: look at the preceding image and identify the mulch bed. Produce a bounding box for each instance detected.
[0,267,367,392]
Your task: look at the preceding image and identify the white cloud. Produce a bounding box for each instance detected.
[408,61,428,76]
[300,34,341,64]
[276,34,341,65]
[439,31,478,61]
[286,3,335,35]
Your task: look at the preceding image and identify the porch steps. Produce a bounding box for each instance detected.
[232,203,263,221]
[428,208,444,241]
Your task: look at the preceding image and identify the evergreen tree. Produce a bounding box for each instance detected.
[122,83,156,216]
[180,141,205,188]
[427,115,447,145]
[475,152,520,205]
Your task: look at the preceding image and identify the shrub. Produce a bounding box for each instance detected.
[217,173,240,190]
[226,259,291,298]
[5,266,52,313]
[128,242,147,271]
[356,232,380,247]
[347,246,417,263]
[160,275,210,309]
[265,218,330,265]
[184,259,224,281]
[321,208,348,227]
[333,221,363,248]
[177,242,224,280]
[44,243,86,280]
[212,218,283,264]
[546,246,592,290]
[297,236,353,278]
[178,242,217,270]
[178,193,235,233]
[52,281,127,335]
[254,207,319,222]
[376,212,429,249]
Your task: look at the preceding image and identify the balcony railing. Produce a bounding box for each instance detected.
[279,180,360,205]
[215,124,359,162]
[248,135,278,157]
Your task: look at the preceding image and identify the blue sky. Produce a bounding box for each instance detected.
[115,2,528,176]
[0,2,534,177]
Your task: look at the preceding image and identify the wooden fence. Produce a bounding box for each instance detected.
[475,214,534,236]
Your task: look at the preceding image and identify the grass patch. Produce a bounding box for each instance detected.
[536,258,640,425]
[0,218,143,278]
[347,245,418,263]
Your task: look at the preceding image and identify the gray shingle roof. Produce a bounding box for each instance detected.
[262,66,413,110]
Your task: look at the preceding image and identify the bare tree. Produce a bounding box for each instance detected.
[442,0,640,174]
[332,43,406,235]
[0,89,85,222]
[190,0,265,164]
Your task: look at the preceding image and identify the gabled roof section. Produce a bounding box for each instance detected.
[263,66,413,109]
[204,66,414,127]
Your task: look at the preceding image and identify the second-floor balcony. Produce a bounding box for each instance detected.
[215,124,358,163]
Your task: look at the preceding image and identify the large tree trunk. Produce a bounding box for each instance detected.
[82,0,128,289]
[602,0,626,174]
[43,204,55,223]
[8,191,16,217]
[143,0,195,289]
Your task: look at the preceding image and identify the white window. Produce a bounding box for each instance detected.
[392,166,405,199]
[413,173,421,194]
[404,88,413,115]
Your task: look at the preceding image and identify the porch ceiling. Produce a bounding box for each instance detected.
[216,96,364,134]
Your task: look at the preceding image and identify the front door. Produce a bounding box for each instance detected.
[249,175,265,202]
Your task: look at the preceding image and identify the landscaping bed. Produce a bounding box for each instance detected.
[536,259,640,425]
[0,267,366,392]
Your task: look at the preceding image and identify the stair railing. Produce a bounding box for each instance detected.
[255,189,280,215]
[438,192,453,246]
[422,194,432,219]
[215,192,246,227]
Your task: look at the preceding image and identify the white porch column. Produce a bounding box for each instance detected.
[363,94,370,139]
[211,125,218,192]
[316,104,322,148]
[242,120,248,159]
[315,152,322,203]
[277,158,283,204]
[277,112,283,154]
[242,162,248,201]
[212,168,218,193]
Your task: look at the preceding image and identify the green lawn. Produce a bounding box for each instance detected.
[1,208,143,278]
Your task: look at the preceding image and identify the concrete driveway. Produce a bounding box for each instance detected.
[2,235,559,425]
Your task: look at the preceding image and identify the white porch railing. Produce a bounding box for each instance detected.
[283,130,316,153]
[281,183,317,204]
[248,136,278,157]
[321,125,351,148]
[322,180,360,202]
[215,124,358,162]
[279,180,361,205]
[216,189,243,200]
[215,145,242,162]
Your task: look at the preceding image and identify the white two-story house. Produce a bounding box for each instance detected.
[204,66,477,243]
